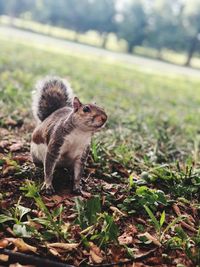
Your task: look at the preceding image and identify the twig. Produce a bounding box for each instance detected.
[88,248,157,267]
[172,204,197,233]
[180,221,197,233]
[0,248,74,267]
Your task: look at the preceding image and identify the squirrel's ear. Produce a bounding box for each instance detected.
[73,97,82,111]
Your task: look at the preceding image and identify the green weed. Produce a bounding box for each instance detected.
[20,180,68,241]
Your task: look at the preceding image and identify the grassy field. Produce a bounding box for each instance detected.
[0,37,200,266]
[1,15,200,68]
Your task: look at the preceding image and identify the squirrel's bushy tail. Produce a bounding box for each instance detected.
[32,77,74,122]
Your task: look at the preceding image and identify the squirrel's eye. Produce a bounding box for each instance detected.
[83,106,91,113]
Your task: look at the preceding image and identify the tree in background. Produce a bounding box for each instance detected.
[117,0,147,53]
[0,0,200,65]
[145,0,185,59]
[30,0,116,47]
[182,0,200,66]
[0,0,5,15]
[85,0,116,48]
[0,0,35,20]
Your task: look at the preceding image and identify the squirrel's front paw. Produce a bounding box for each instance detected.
[41,183,55,195]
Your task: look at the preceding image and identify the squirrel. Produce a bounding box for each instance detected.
[31,77,107,195]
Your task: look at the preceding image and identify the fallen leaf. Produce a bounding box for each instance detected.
[4,118,17,127]
[47,242,78,251]
[102,181,113,190]
[132,263,146,267]
[51,195,63,203]
[145,256,163,265]
[81,190,92,198]
[110,206,127,217]
[134,248,157,260]
[49,247,61,257]
[89,242,103,264]
[138,232,161,247]
[111,161,129,177]
[9,142,23,152]
[3,166,17,176]
[6,238,37,253]
[61,223,70,234]
[0,200,9,209]
[128,225,138,235]
[0,141,10,149]
[118,233,133,245]
[110,245,127,263]
[0,254,8,262]
[0,239,9,248]
[13,155,30,164]
[0,128,9,136]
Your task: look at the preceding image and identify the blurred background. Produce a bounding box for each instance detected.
[1,0,200,68]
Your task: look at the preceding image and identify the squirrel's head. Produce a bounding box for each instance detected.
[71,97,107,132]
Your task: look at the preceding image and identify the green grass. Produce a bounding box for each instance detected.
[1,15,200,68]
[0,35,200,265]
[1,36,200,156]
[0,15,127,52]
[1,35,200,178]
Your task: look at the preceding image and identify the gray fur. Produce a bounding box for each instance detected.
[32,76,73,122]
[31,77,107,194]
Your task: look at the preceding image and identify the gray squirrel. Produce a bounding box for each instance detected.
[31,77,107,194]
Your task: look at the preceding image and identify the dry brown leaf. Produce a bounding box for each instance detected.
[118,233,133,245]
[102,181,113,190]
[89,242,103,264]
[0,239,9,248]
[180,221,197,233]
[13,155,30,164]
[134,248,157,260]
[0,254,9,262]
[138,232,161,247]
[51,195,63,203]
[81,190,92,198]
[61,222,70,234]
[47,242,78,251]
[110,245,128,263]
[145,256,163,265]
[49,247,61,257]
[132,263,146,267]
[110,206,127,217]
[128,225,138,235]
[3,166,17,176]
[5,118,17,127]
[0,141,10,149]
[6,238,37,253]
[9,142,23,152]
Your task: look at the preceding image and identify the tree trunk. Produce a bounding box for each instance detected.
[156,48,163,60]
[73,31,79,43]
[127,42,134,54]
[101,33,108,49]
[185,35,198,66]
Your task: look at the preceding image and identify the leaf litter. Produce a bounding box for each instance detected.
[0,113,199,267]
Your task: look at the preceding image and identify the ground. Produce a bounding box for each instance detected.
[0,30,200,267]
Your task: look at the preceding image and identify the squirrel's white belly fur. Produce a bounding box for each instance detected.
[58,129,92,165]
[31,142,47,164]
[31,129,92,167]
